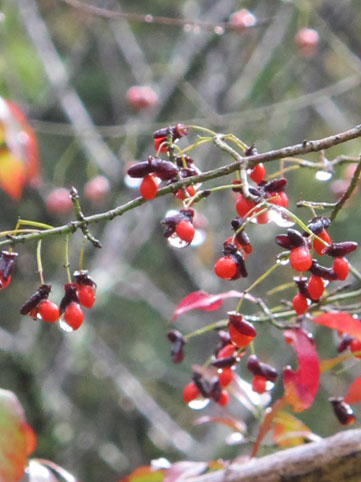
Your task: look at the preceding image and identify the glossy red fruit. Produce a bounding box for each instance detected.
[64,302,84,331]
[0,274,11,290]
[250,163,265,184]
[217,390,229,406]
[295,28,319,58]
[292,293,308,315]
[217,344,236,359]
[313,229,331,256]
[77,284,95,309]
[333,257,349,280]
[175,219,195,244]
[350,339,361,359]
[307,275,324,301]
[289,246,312,272]
[46,188,72,214]
[268,191,288,208]
[38,299,60,323]
[183,382,199,403]
[84,175,110,202]
[214,256,237,280]
[228,315,256,348]
[218,367,233,387]
[175,185,196,201]
[252,375,267,394]
[140,174,158,200]
[235,195,255,218]
[126,85,158,110]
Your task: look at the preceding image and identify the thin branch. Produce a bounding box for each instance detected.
[330,156,361,222]
[0,123,360,249]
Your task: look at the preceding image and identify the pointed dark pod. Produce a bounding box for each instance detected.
[275,234,293,250]
[153,123,188,140]
[287,229,305,248]
[329,397,355,425]
[176,155,194,168]
[228,312,256,337]
[263,178,287,193]
[294,276,310,299]
[0,251,18,282]
[209,378,222,402]
[192,372,211,398]
[212,356,237,368]
[161,209,194,238]
[150,157,178,180]
[247,355,278,382]
[59,283,79,314]
[245,145,258,156]
[73,270,97,289]
[167,330,186,364]
[310,260,337,281]
[232,252,248,279]
[127,161,153,178]
[325,241,358,257]
[307,216,330,235]
[20,284,51,315]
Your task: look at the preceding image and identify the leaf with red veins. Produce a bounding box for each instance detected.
[344,376,361,405]
[313,312,361,341]
[171,290,256,322]
[0,389,34,482]
[283,329,320,412]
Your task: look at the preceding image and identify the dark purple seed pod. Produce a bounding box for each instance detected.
[307,216,330,234]
[212,356,237,368]
[245,144,258,157]
[337,334,352,353]
[59,283,80,315]
[247,355,278,382]
[329,397,355,425]
[153,126,171,139]
[0,251,18,281]
[310,261,337,281]
[150,157,179,180]
[236,231,252,253]
[217,330,231,346]
[20,284,51,315]
[287,229,305,248]
[228,312,256,337]
[325,241,358,257]
[249,186,262,198]
[294,276,310,299]
[192,372,211,398]
[263,178,287,193]
[209,378,222,402]
[167,330,186,363]
[180,208,195,222]
[176,155,194,168]
[127,161,152,178]
[231,217,243,231]
[275,234,293,250]
[73,270,97,289]
[167,329,184,343]
[223,243,238,255]
[232,253,248,279]
[153,123,187,141]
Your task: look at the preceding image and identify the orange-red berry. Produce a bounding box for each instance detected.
[250,163,265,184]
[218,368,233,387]
[217,344,236,359]
[183,382,199,403]
[307,275,324,301]
[175,220,195,244]
[64,302,84,331]
[289,246,312,272]
[350,339,361,359]
[252,375,267,394]
[140,174,158,200]
[313,229,331,256]
[175,186,196,201]
[217,390,229,406]
[292,293,308,315]
[333,257,349,281]
[235,195,255,218]
[77,285,96,309]
[214,256,237,280]
[38,299,60,323]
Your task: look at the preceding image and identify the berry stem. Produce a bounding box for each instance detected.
[184,320,228,340]
[36,240,45,285]
[186,125,217,136]
[330,157,361,222]
[181,136,213,155]
[64,234,72,284]
[79,236,86,272]
[18,219,54,230]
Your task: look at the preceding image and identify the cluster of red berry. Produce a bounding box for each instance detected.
[19,270,96,332]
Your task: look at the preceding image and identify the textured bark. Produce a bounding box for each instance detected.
[193,429,361,482]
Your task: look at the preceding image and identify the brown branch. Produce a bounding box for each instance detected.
[330,156,361,222]
[192,429,361,482]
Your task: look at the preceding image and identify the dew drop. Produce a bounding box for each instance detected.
[226,432,245,445]
[190,229,205,247]
[124,174,141,189]
[276,251,290,265]
[315,170,333,181]
[168,233,189,248]
[59,317,74,333]
[188,398,210,410]
[214,25,225,35]
[269,208,295,227]
[265,380,275,391]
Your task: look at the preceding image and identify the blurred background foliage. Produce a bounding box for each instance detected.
[0,0,361,480]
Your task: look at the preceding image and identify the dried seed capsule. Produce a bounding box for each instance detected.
[228,312,256,347]
[263,178,287,193]
[212,355,237,368]
[329,397,355,426]
[247,355,278,382]
[307,216,330,235]
[127,161,153,178]
[287,229,306,248]
[20,284,51,315]
[325,241,358,257]
[209,378,222,402]
[0,251,18,284]
[167,330,186,363]
[149,157,179,180]
[192,372,211,398]
[310,260,337,281]
[275,234,293,250]
[294,277,310,299]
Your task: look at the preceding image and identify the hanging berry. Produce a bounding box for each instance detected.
[73,270,97,309]
[183,382,199,403]
[227,312,256,348]
[329,397,355,425]
[59,284,84,332]
[332,257,349,281]
[20,284,58,322]
[0,251,17,289]
[249,163,265,184]
[161,209,195,247]
[289,246,312,272]
[153,124,188,153]
[247,354,278,393]
[214,242,247,280]
[307,275,324,301]
[218,367,234,387]
[139,174,158,200]
[292,293,309,315]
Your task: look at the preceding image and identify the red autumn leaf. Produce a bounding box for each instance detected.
[251,398,286,457]
[320,352,351,373]
[0,389,34,481]
[313,312,361,341]
[283,328,320,412]
[172,290,255,321]
[273,411,315,448]
[344,376,361,405]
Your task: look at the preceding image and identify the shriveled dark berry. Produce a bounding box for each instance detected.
[329,397,355,426]
[287,229,306,248]
[325,241,358,257]
[247,355,278,382]
[20,284,51,315]
[310,260,337,281]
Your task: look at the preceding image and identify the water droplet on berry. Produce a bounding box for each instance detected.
[168,233,189,248]
[124,174,141,189]
[59,317,75,333]
[276,251,290,265]
[315,170,333,181]
[269,208,295,227]
[188,398,210,410]
[214,25,225,35]
[190,229,206,247]
[225,432,245,445]
[265,380,275,391]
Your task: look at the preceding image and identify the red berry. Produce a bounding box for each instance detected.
[84,175,110,202]
[255,208,270,224]
[0,274,11,290]
[46,188,72,214]
[38,299,60,323]
[175,185,196,201]
[217,344,236,359]
[289,246,312,272]
[183,382,199,403]
[313,229,331,256]
[140,174,158,200]
[64,302,84,331]
[77,285,96,309]
[228,322,255,348]
[295,28,319,58]
[217,390,229,406]
[235,195,255,218]
[350,339,361,359]
[292,293,308,315]
[126,85,158,110]
[175,220,195,244]
[333,257,349,281]
[230,9,257,30]
[250,163,265,184]
[307,275,324,301]
[268,191,288,208]
[252,375,267,394]
[214,256,237,280]
[218,367,233,387]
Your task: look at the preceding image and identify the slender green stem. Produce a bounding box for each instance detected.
[186,125,217,136]
[18,219,54,230]
[64,234,71,283]
[184,320,227,340]
[330,158,361,222]
[36,240,44,285]
[79,236,86,271]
